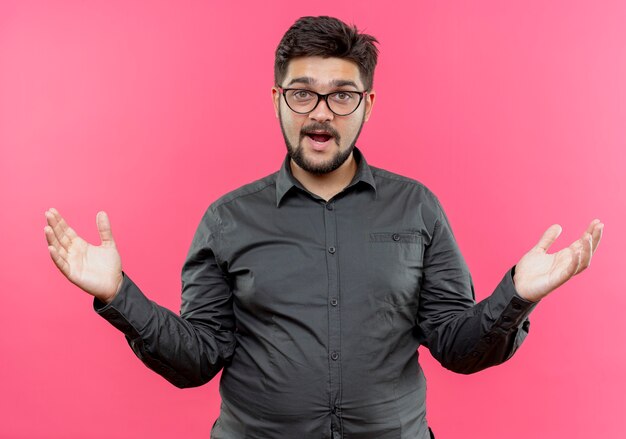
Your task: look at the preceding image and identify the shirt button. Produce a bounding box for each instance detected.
[330,298,338,306]
[392,233,400,241]
[326,204,334,211]
[502,316,511,322]
[328,246,336,254]
[331,351,339,361]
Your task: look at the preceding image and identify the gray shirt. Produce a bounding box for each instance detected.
[95,148,536,439]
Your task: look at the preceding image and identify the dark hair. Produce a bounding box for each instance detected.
[274,16,379,91]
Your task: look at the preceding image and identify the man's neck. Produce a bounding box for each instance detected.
[290,153,358,202]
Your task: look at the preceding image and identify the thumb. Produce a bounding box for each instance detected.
[535,224,562,253]
[96,211,115,244]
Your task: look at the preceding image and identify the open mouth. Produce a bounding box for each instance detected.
[307,132,333,143]
[301,125,340,150]
[302,128,337,145]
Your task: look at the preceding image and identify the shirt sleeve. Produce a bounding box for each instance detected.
[416,202,538,374]
[93,206,236,388]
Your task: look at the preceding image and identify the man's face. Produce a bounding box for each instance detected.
[272,57,375,175]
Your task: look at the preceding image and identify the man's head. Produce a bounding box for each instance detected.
[274,16,379,92]
[272,16,379,176]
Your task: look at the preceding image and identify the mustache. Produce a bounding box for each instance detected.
[300,123,341,142]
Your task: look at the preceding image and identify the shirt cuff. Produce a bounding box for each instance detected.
[93,272,153,339]
[487,266,539,332]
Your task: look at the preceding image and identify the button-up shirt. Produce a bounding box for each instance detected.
[96,148,537,439]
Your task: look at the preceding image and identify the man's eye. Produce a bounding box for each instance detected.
[292,90,313,100]
[332,92,354,101]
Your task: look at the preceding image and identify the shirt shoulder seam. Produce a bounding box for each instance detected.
[369,166,429,190]
[210,172,279,211]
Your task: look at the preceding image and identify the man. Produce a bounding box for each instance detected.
[44,16,603,439]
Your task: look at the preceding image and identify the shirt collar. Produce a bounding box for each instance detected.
[275,147,377,207]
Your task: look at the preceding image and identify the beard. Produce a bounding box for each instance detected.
[279,112,365,175]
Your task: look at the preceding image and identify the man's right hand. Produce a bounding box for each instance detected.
[44,208,123,304]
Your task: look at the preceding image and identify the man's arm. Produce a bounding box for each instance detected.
[44,207,235,388]
[416,204,602,374]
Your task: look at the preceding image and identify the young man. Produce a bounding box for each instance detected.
[44,16,603,439]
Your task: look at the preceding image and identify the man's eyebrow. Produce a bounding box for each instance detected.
[286,77,360,89]
[330,79,359,88]
[287,77,315,86]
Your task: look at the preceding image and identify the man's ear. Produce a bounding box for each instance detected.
[272,87,280,118]
[364,89,375,122]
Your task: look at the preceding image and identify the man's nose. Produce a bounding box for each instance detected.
[308,97,334,123]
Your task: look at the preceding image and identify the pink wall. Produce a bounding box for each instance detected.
[1,1,624,437]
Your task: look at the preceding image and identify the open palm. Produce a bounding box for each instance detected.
[513,220,603,302]
[44,208,122,304]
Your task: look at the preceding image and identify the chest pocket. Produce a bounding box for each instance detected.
[366,232,424,309]
[370,232,424,266]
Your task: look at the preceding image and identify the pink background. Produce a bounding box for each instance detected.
[1,1,624,438]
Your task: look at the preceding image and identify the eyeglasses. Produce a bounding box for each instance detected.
[278,87,367,116]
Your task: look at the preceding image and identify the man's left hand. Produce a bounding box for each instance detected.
[513,219,604,302]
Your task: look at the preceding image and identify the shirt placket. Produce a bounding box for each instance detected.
[323,200,343,437]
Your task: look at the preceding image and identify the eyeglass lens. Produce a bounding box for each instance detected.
[284,90,362,116]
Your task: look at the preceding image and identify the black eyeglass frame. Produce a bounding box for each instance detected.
[277,87,368,116]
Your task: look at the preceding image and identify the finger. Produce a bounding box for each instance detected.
[96,211,115,244]
[46,210,73,251]
[48,245,70,276]
[44,226,69,263]
[45,209,60,230]
[48,208,78,240]
[591,221,604,254]
[573,232,593,275]
[578,219,603,256]
[563,240,583,280]
[535,224,562,253]
[46,208,64,229]
[585,219,600,235]
[47,208,79,250]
